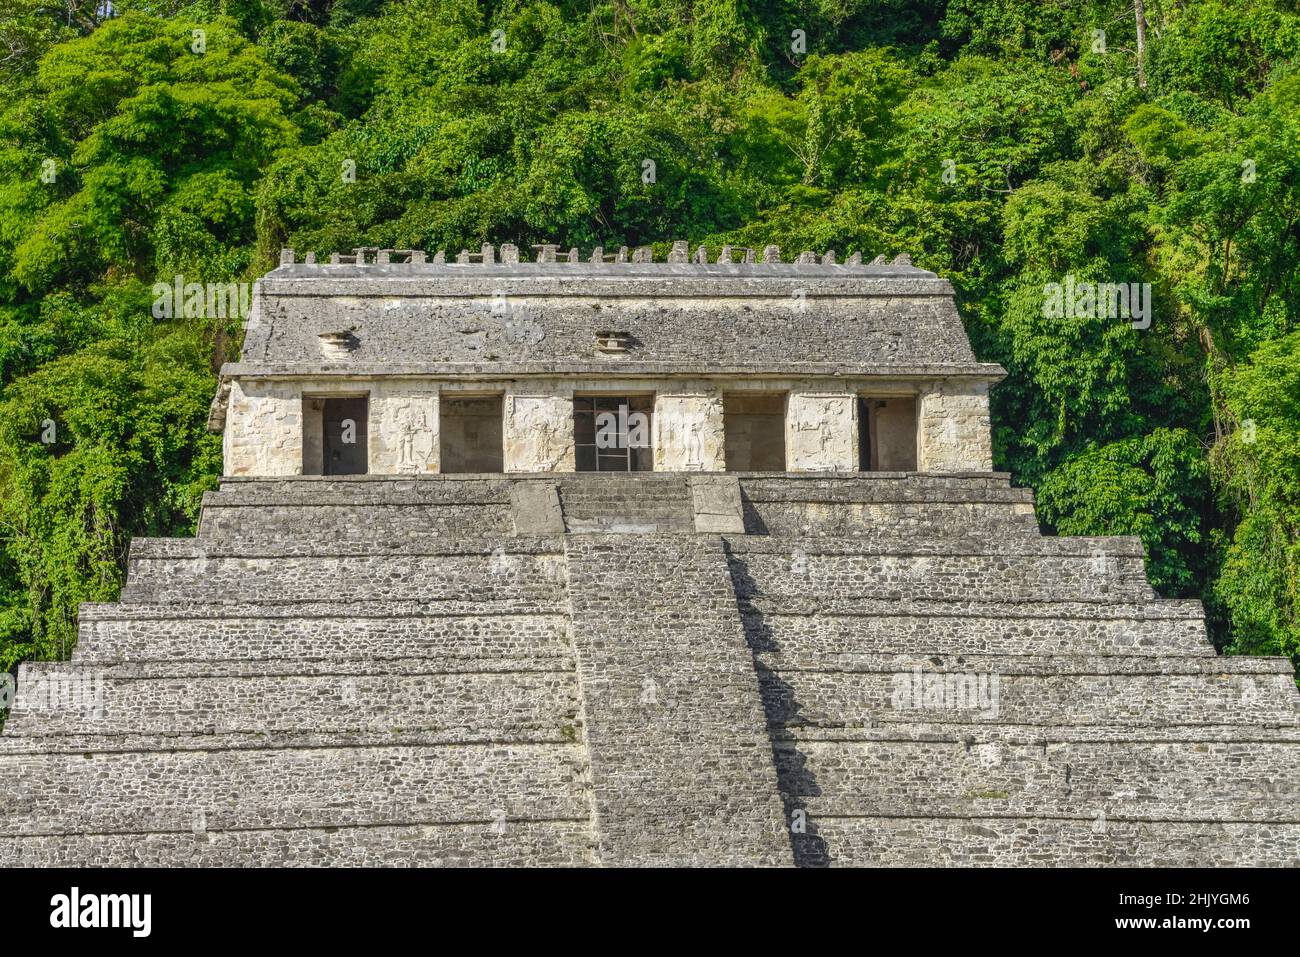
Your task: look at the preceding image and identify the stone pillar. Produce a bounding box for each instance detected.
[504,390,575,472]
[786,392,857,472]
[917,381,994,472]
[224,380,302,476]
[370,387,439,474]
[653,391,724,472]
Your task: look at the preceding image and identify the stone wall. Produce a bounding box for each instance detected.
[918,381,993,472]
[224,380,301,476]
[226,377,1000,477]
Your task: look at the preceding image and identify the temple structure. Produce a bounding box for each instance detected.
[0,243,1295,867]
[209,243,1000,478]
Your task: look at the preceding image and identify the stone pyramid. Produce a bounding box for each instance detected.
[1,472,1295,866]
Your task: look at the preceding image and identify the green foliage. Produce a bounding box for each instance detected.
[1210,332,1300,667]
[1,0,1298,676]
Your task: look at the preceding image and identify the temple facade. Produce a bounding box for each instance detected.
[209,243,1002,478]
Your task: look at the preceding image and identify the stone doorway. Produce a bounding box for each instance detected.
[304,396,369,475]
[857,396,917,471]
[440,395,504,472]
[724,393,787,471]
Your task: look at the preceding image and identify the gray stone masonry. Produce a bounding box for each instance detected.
[564,535,791,866]
[0,472,1295,867]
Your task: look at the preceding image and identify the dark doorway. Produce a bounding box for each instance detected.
[857,396,917,472]
[323,396,368,475]
[724,393,786,471]
[440,395,504,472]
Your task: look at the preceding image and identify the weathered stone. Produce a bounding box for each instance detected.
[786,393,857,471]
[652,392,724,471]
[690,474,745,533]
[504,391,574,472]
[511,482,564,534]
[3,243,1296,869]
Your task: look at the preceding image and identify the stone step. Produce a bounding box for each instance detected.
[752,654,1299,730]
[789,816,1300,867]
[207,477,513,505]
[0,821,597,867]
[0,743,590,837]
[739,603,1214,657]
[121,541,567,605]
[557,477,695,534]
[199,503,512,542]
[727,543,1155,603]
[735,474,1039,539]
[74,605,571,663]
[773,739,1300,823]
[738,473,1029,503]
[739,500,1042,538]
[4,660,582,740]
[769,722,1300,745]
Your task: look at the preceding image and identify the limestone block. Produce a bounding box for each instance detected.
[505,392,575,472]
[690,474,745,533]
[370,387,439,474]
[223,380,302,477]
[653,392,724,472]
[786,393,857,472]
[511,482,565,535]
[918,382,993,472]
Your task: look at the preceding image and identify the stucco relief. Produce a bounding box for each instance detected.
[372,391,438,474]
[505,393,575,472]
[654,393,724,472]
[786,393,856,472]
[918,384,992,472]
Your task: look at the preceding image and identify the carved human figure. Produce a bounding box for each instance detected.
[397,404,432,471]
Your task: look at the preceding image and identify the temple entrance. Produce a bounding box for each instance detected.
[574,395,654,471]
[857,396,917,471]
[440,395,504,472]
[303,396,368,475]
[724,393,786,471]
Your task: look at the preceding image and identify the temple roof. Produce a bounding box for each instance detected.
[225,244,1005,381]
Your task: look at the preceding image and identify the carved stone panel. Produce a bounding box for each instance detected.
[505,392,575,472]
[653,392,725,472]
[371,389,439,474]
[224,380,302,477]
[786,392,857,472]
[918,383,993,472]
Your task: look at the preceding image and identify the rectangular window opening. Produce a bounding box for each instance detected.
[574,395,654,472]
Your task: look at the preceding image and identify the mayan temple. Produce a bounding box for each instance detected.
[1,241,1296,867]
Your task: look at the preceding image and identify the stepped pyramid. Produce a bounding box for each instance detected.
[1,245,1295,866]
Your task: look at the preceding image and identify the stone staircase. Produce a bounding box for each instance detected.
[556,474,695,533]
[0,473,1295,866]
